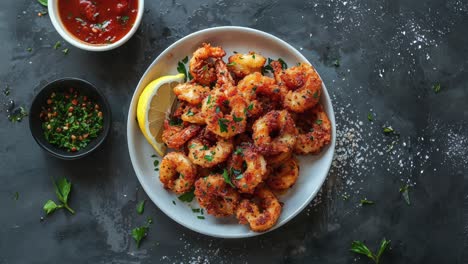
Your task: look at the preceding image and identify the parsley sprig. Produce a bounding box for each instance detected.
[43,177,75,215]
[350,238,391,264]
[132,218,152,248]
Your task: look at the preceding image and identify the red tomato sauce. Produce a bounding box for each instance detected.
[58,0,138,45]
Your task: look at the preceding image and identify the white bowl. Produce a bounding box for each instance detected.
[48,0,144,52]
[127,26,336,238]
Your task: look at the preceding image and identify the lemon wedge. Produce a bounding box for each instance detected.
[137,73,185,156]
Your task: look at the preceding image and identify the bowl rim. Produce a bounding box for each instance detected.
[47,0,145,52]
[29,77,112,160]
[126,26,336,238]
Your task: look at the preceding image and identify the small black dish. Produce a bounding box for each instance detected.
[29,78,111,160]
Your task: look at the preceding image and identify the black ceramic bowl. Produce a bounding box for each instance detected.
[29,78,111,160]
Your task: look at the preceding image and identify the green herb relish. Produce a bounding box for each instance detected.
[40,88,103,152]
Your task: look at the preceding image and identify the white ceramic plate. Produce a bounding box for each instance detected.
[127,26,336,238]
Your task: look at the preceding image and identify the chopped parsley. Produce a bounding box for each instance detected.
[37,0,47,7]
[182,56,189,64]
[178,189,195,202]
[218,118,228,133]
[234,147,243,156]
[233,115,243,122]
[383,126,394,134]
[136,200,146,214]
[227,62,236,66]
[360,199,374,205]
[62,48,69,55]
[197,216,205,220]
[53,41,61,50]
[177,61,188,82]
[222,169,235,187]
[315,119,323,125]
[131,218,152,248]
[433,83,441,93]
[204,155,213,162]
[367,113,373,121]
[333,59,340,67]
[119,16,129,24]
[278,58,288,69]
[399,185,410,205]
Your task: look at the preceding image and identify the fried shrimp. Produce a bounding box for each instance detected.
[237,72,283,117]
[266,157,299,190]
[265,150,292,167]
[173,82,210,105]
[294,104,332,154]
[180,104,206,125]
[228,146,267,193]
[159,152,197,194]
[271,61,322,113]
[195,174,240,217]
[228,52,266,79]
[202,90,248,138]
[252,110,298,155]
[189,43,226,86]
[157,43,334,232]
[187,129,234,168]
[161,119,201,149]
[236,185,282,232]
[215,59,235,90]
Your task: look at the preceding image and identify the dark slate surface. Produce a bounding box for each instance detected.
[1,0,467,263]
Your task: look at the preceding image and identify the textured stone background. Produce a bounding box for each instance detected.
[1,0,467,263]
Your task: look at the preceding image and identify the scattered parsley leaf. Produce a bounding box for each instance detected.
[234,148,243,156]
[313,91,319,99]
[132,225,148,248]
[192,208,201,213]
[177,61,188,82]
[182,56,189,64]
[53,41,61,50]
[227,62,236,66]
[368,113,374,121]
[433,83,441,93]
[315,119,323,125]
[218,118,228,133]
[360,199,374,205]
[235,174,244,180]
[178,189,195,202]
[278,58,288,69]
[383,127,394,134]
[43,200,61,215]
[37,0,48,7]
[153,160,159,167]
[342,194,350,201]
[136,200,146,214]
[204,155,213,162]
[197,216,205,220]
[399,185,410,205]
[172,200,176,205]
[222,169,235,188]
[333,59,340,67]
[207,94,212,104]
[119,16,129,24]
[62,48,69,55]
[14,191,19,200]
[233,115,243,122]
[151,154,157,158]
[26,48,32,52]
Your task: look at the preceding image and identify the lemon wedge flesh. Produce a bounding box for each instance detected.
[136,73,185,156]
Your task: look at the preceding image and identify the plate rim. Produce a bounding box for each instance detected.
[127,26,336,238]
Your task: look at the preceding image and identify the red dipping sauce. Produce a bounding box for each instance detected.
[58,0,139,45]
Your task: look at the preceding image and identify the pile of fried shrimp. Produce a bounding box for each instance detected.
[159,43,331,232]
